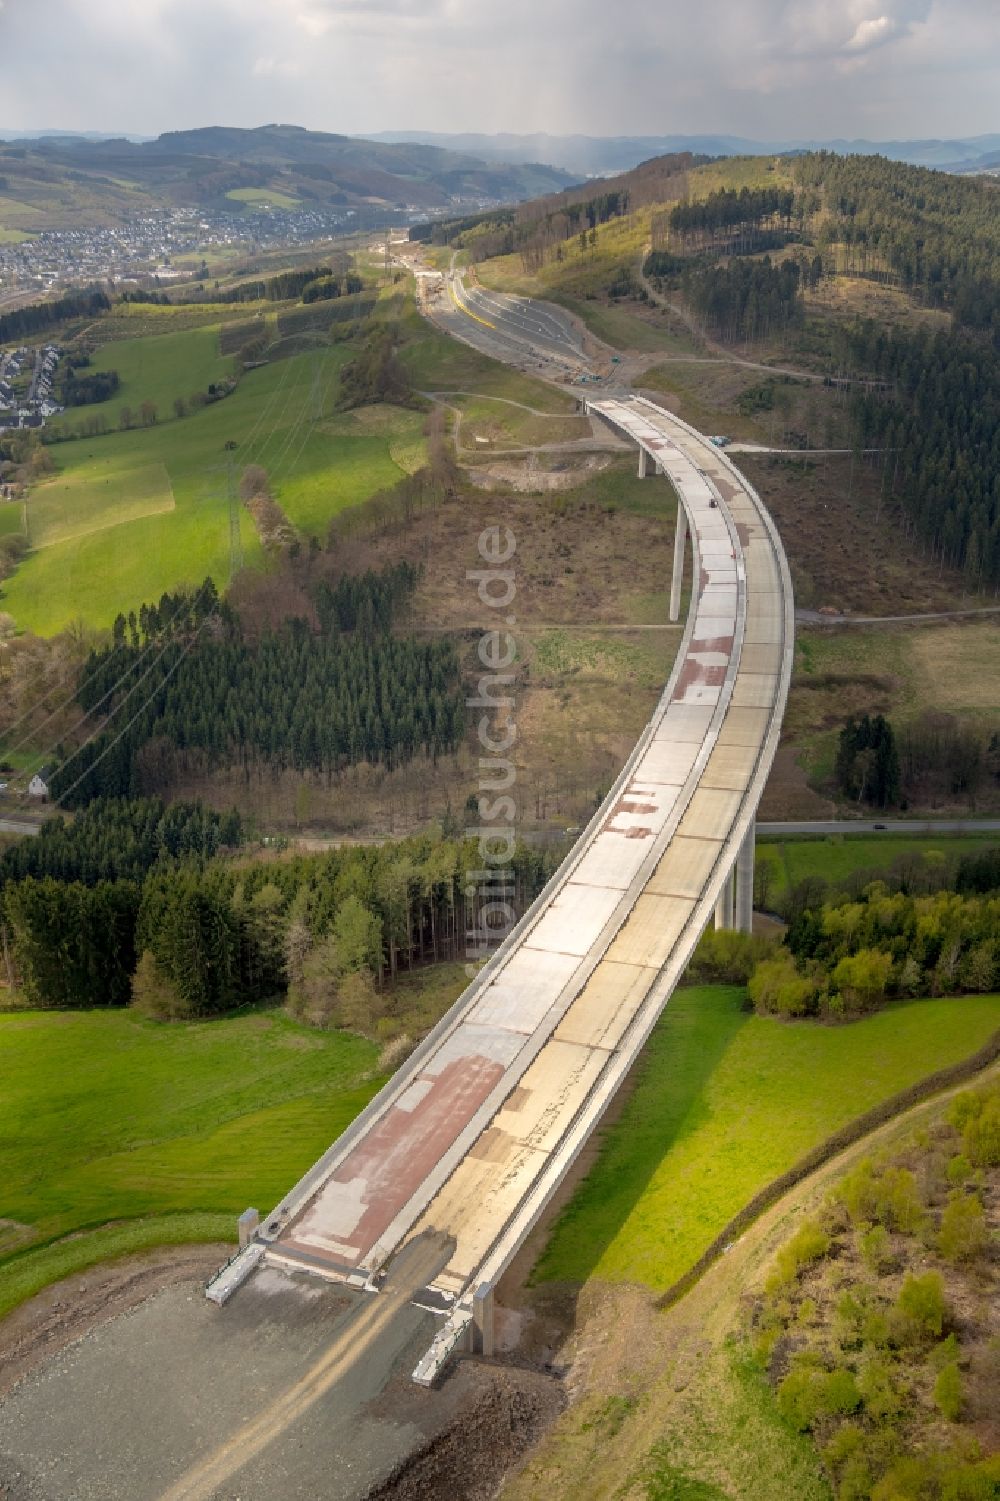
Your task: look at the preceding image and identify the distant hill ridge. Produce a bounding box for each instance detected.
[0,125,579,223]
[369,129,1000,177]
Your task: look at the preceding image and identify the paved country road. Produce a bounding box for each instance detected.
[757,819,1000,836]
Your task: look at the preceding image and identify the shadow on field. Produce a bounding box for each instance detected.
[530,986,749,1290]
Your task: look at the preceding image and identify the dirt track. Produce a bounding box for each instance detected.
[0,1244,561,1501]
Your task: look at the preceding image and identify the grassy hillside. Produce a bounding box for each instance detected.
[0,1007,384,1316]
[749,1080,1000,1498]
[502,1068,999,1501]
[3,337,430,634]
[0,127,576,234]
[785,623,1000,797]
[535,986,1000,1292]
[48,323,233,434]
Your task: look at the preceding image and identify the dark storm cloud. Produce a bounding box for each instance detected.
[0,0,996,138]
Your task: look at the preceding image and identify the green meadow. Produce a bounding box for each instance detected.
[0,503,25,537]
[5,333,427,634]
[758,832,1000,900]
[49,323,234,436]
[226,186,301,210]
[536,985,1000,1292]
[0,1007,384,1317]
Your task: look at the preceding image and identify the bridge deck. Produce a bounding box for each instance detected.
[258,399,793,1352]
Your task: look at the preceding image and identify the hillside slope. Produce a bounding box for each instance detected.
[0,125,578,232]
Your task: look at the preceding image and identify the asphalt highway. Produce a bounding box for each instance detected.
[412,254,594,383]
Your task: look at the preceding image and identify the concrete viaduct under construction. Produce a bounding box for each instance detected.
[207,386,793,1388]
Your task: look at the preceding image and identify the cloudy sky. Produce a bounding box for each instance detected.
[0,0,997,141]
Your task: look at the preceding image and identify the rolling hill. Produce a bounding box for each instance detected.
[373,129,1000,178]
[0,125,578,233]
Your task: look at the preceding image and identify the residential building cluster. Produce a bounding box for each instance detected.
[0,203,424,299]
[0,344,62,433]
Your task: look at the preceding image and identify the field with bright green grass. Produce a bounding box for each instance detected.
[28,459,175,548]
[226,186,301,210]
[49,324,233,437]
[0,1007,384,1317]
[535,985,1000,1292]
[0,503,24,538]
[3,347,425,634]
[758,832,1000,900]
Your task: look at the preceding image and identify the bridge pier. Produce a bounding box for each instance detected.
[472,1282,495,1358]
[638,445,650,478]
[736,821,755,934]
[714,867,735,930]
[670,507,688,623]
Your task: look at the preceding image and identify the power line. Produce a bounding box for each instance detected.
[51,611,219,811]
[6,585,210,779]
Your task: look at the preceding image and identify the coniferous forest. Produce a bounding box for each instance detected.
[641,153,1000,585]
[0,797,241,887]
[841,322,1000,587]
[49,566,465,806]
[0,814,552,1020]
[792,152,1000,334]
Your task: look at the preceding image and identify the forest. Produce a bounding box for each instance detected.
[174,262,362,306]
[410,153,701,265]
[338,323,415,409]
[1,820,554,1022]
[0,288,111,344]
[0,797,241,889]
[681,257,805,343]
[51,567,464,807]
[793,151,1000,336]
[836,712,1000,810]
[749,887,1000,1020]
[843,321,1000,587]
[58,366,121,407]
[836,715,900,809]
[668,185,797,254]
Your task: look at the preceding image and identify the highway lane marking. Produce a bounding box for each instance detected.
[471,287,580,350]
[160,1236,450,1501]
[449,280,496,330]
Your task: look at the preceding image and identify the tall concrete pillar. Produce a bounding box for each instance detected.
[638,445,649,478]
[735,821,755,934]
[714,867,735,931]
[472,1282,495,1358]
[669,507,688,623]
